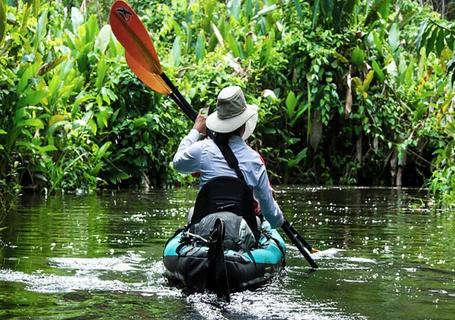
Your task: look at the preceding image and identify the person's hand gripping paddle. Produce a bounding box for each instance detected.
[109,0,318,269]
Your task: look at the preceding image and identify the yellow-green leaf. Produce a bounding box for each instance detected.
[211,23,224,47]
[0,0,6,45]
[363,70,375,91]
[49,114,65,127]
[88,119,97,135]
[372,60,384,82]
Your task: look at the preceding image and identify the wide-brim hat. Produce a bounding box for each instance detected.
[206,86,258,140]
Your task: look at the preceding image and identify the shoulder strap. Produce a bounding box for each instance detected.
[214,141,245,181]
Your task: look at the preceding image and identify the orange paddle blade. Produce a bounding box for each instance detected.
[109,0,162,74]
[125,51,171,95]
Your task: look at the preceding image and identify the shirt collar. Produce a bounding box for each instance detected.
[229,135,245,145]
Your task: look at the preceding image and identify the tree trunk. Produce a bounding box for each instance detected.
[390,150,397,186]
[356,132,363,164]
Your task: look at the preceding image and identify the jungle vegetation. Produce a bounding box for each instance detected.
[0,0,454,217]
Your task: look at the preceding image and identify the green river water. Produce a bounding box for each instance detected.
[0,187,454,320]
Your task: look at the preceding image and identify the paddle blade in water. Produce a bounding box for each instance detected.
[109,0,162,74]
[125,51,171,95]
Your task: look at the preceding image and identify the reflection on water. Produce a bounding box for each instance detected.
[0,187,454,319]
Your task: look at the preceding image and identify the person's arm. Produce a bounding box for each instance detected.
[172,114,206,173]
[253,166,284,228]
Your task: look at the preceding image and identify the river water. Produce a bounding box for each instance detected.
[0,187,454,319]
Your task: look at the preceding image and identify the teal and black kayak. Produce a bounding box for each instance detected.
[163,220,286,294]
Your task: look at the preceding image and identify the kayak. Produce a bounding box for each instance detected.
[163,218,286,294]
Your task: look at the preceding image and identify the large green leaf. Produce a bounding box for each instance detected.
[447,55,455,85]
[351,47,365,66]
[95,58,107,91]
[35,145,58,153]
[415,20,428,52]
[229,0,241,21]
[260,31,274,64]
[290,103,307,127]
[292,0,303,19]
[363,70,375,91]
[435,28,445,56]
[426,25,438,54]
[288,148,308,168]
[244,33,254,57]
[47,119,68,145]
[171,36,181,66]
[17,64,39,94]
[17,90,48,108]
[14,107,28,123]
[211,23,224,47]
[19,118,44,129]
[320,0,333,18]
[312,0,320,29]
[226,32,242,58]
[195,30,206,61]
[87,119,97,135]
[96,107,110,129]
[0,0,6,45]
[95,141,112,161]
[366,0,391,23]
[417,47,426,79]
[244,0,253,19]
[20,2,31,34]
[285,91,297,119]
[85,15,99,44]
[389,22,400,53]
[372,60,385,82]
[253,4,278,19]
[133,117,147,128]
[95,25,113,54]
[404,59,414,86]
[71,7,84,32]
[182,21,192,51]
[34,9,48,49]
[31,0,40,16]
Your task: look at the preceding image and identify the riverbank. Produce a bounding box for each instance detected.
[0,0,454,207]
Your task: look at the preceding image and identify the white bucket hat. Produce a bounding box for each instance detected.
[206,86,258,140]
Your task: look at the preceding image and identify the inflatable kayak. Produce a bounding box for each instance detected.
[163,218,286,295]
[162,176,286,299]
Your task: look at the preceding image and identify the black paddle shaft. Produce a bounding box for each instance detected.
[162,72,214,139]
[283,219,314,252]
[282,220,318,269]
[161,71,317,268]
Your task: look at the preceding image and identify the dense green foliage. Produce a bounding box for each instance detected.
[0,0,454,209]
[0,0,190,198]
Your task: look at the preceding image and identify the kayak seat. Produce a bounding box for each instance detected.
[191,176,259,240]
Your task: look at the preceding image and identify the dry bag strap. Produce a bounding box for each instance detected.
[214,142,245,181]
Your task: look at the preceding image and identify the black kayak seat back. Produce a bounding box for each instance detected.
[191,176,259,237]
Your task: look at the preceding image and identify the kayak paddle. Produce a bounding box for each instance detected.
[109,0,318,269]
[110,0,197,122]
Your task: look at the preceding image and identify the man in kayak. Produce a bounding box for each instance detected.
[172,86,284,230]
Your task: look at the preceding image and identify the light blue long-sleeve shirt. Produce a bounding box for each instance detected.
[173,129,284,228]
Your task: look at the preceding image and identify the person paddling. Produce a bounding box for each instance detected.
[172,86,284,229]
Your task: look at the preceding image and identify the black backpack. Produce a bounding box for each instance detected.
[190,176,260,241]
